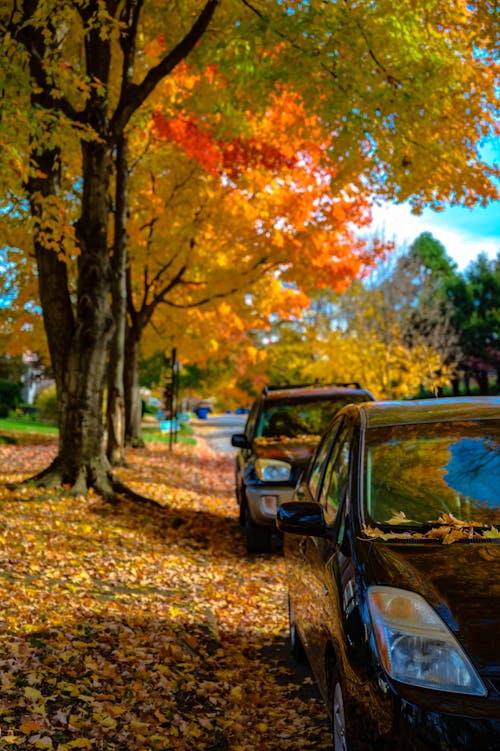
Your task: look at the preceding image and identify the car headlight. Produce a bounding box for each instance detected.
[368,586,487,696]
[254,458,292,482]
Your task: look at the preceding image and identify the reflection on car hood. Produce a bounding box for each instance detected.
[252,437,318,466]
[362,540,500,673]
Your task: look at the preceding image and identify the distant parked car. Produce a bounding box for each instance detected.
[193,400,213,419]
[231,382,374,553]
[277,397,500,751]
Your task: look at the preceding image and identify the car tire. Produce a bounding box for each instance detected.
[244,507,271,553]
[331,676,348,751]
[328,664,358,751]
[288,597,308,663]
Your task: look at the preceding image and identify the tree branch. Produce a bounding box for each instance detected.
[111,0,219,136]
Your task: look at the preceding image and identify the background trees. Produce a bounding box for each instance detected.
[447,253,500,394]
[249,236,498,401]
[121,81,384,442]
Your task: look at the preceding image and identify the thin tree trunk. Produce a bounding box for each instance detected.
[107,134,128,466]
[477,369,489,395]
[124,326,143,447]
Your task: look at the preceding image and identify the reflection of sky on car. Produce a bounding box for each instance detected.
[365,426,500,524]
[444,438,500,507]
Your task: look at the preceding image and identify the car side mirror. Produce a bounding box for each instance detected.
[276,501,327,537]
[231,433,250,449]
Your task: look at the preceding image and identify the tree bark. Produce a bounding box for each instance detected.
[124,326,143,447]
[54,137,115,497]
[31,141,115,497]
[107,135,129,466]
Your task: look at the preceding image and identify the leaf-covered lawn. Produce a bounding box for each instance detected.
[0,440,330,750]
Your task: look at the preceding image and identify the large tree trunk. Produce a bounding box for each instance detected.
[18,3,116,498]
[32,139,115,498]
[63,138,115,494]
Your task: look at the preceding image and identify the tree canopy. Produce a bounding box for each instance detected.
[1,0,499,495]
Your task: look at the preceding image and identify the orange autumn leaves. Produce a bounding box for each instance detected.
[0,440,330,750]
[151,112,295,179]
[144,75,384,296]
[128,75,386,371]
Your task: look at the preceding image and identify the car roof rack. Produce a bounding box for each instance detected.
[262,381,362,394]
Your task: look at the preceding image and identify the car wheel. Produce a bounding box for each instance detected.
[244,507,271,553]
[328,664,358,751]
[288,597,307,663]
[332,678,348,751]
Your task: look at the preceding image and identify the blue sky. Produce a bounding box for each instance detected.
[371,140,500,270]
[371,199,500,271]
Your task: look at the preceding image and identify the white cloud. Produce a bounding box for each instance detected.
[370,202,500,270]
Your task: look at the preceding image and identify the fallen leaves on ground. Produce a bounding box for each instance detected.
[0,440,330,750]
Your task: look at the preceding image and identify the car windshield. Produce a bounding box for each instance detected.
[364,419,500,528]
[256,395,366,440]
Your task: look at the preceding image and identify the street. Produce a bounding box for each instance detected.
[190,412,247,453]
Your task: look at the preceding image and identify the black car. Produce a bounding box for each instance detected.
[231,382,374,553]
[277,397,500,751]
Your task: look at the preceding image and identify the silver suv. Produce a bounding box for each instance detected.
[231,383,374,552]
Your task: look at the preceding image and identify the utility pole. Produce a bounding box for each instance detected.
[163,347,179,451]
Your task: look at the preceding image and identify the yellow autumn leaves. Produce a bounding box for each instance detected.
[0,440,330,750]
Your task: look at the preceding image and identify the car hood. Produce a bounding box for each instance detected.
[361,540,500,674]
[252,437,318,467]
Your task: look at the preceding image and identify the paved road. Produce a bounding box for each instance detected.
[191,413,247,453]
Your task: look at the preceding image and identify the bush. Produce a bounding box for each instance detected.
[0,380,21,411]
[0,403,9,418]
[36,385,59,424]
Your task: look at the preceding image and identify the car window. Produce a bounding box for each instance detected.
[320,423,352,528]
[256,394,368,440]
[245,399,260,440]
[364,419,500,527]
[307,417,343,500]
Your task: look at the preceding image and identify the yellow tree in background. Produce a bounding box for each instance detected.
[263,252,461,400]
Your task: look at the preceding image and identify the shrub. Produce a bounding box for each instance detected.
[36,385,59,424]
[0,380,22,411]
[0,403,9,418]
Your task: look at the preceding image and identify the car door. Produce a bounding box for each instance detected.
[299,415,357,689]
[285,416,343,646]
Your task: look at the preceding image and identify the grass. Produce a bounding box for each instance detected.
[142,421,196,446]
[0,415,196,445]
[0,416,58,445]
[0,417,58,434]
